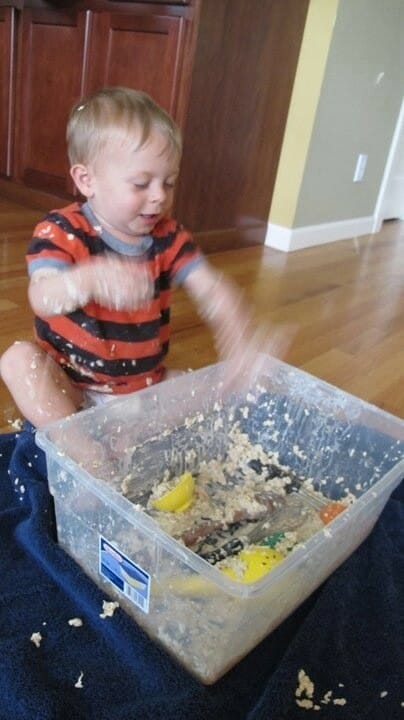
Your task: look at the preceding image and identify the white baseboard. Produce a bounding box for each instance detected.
[265,216,375,252]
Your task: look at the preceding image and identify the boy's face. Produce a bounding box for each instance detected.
[79,129,180,243]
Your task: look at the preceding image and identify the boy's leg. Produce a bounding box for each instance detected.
[0,341,83,428]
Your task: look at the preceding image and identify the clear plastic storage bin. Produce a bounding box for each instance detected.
[36,357,404,684]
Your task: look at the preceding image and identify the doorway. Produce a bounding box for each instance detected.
[373,97,404,230]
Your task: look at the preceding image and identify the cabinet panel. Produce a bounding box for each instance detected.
[175,0,309,234]
[3,0,309,251]
[15,8,90,195]
[0,7,16,178]
[86,12,184,117]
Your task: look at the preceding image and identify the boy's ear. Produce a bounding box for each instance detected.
[70,164,94,198]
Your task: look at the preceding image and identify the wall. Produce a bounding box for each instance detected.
[267,0,404,252]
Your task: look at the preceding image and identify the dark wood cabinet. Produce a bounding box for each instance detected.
[175,0,309,245]
[13,3,191,197]
[86,11,186,117]
[15,7,89,194]
[0,6,16,177]
[0,0,309,251]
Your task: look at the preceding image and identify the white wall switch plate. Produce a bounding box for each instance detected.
[353,153,368,182]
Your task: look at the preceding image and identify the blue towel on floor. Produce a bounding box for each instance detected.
[1,426,403,720]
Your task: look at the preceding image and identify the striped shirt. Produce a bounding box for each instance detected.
[26,202,202,394]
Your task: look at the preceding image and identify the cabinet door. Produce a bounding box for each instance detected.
[0,7,16,178]
[15,8,90,195]
[86,11,185,118]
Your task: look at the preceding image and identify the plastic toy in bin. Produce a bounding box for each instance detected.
[220,546,284,583]
[152,472,195,513]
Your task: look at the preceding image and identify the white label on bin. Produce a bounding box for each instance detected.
[99,536,150,614]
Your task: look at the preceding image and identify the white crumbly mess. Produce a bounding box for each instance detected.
[100,600,120,618]
[295,670,348,710]
[296,669,315,700]
[293,444,307,460]
[274,531,298,554]
[74,671,84,689]
[218,555,247,579]
[148,469,174,501]
[30,632,42,648]
[213,417,224,431]
[184,412,205,429]
[120,473,132,496]
[146,425,295,542]
[296,699,321,710]
[343,490,357,504]
[321,690,333,705]
[68,617,83,627]
[142,421,338,565]
[9,417,24,431]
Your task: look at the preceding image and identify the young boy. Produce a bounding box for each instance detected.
[0,87,277,430]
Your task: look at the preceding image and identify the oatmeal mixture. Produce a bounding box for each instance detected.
[136,422,348,581]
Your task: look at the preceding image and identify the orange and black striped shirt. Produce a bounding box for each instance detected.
[26,202,203,394]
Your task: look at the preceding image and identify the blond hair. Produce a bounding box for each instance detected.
[66,86,182,165]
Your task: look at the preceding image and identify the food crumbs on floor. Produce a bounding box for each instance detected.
[30,632,42,648]
[9,418,24,431]
[68,617,83,627]
[295,669,315,699]
[295,671,347,711]
[321,690,333,704]
[74,671,84,689]
[296,699,315,710]
[99,600,120,618]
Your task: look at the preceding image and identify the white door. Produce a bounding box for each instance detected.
[373,97,404,230]
[382,106,404,220]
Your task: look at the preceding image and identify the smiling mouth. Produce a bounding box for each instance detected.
[140,213,159,221]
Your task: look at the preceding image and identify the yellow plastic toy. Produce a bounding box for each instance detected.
[152,472,195,513]
[220,546,283,583]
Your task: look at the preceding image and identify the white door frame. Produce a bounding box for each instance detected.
[372,96,404,233]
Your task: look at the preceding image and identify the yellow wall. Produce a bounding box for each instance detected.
[268,0,340,228]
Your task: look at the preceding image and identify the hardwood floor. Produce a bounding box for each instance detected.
[0,196,404,432]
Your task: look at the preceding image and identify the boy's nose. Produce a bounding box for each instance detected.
[150,183,166,204]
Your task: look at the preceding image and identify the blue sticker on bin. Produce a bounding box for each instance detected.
[99,536,150,614]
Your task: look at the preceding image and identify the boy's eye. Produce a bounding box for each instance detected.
[134,183,149,189]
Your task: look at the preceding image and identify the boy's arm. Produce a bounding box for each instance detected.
[28,267,90,315]
[28,255,153,316]
[183,261,277,379]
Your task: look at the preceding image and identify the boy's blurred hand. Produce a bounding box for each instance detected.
[89,255,154,311]
[184,261,296,390]
[218,321,296,392]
